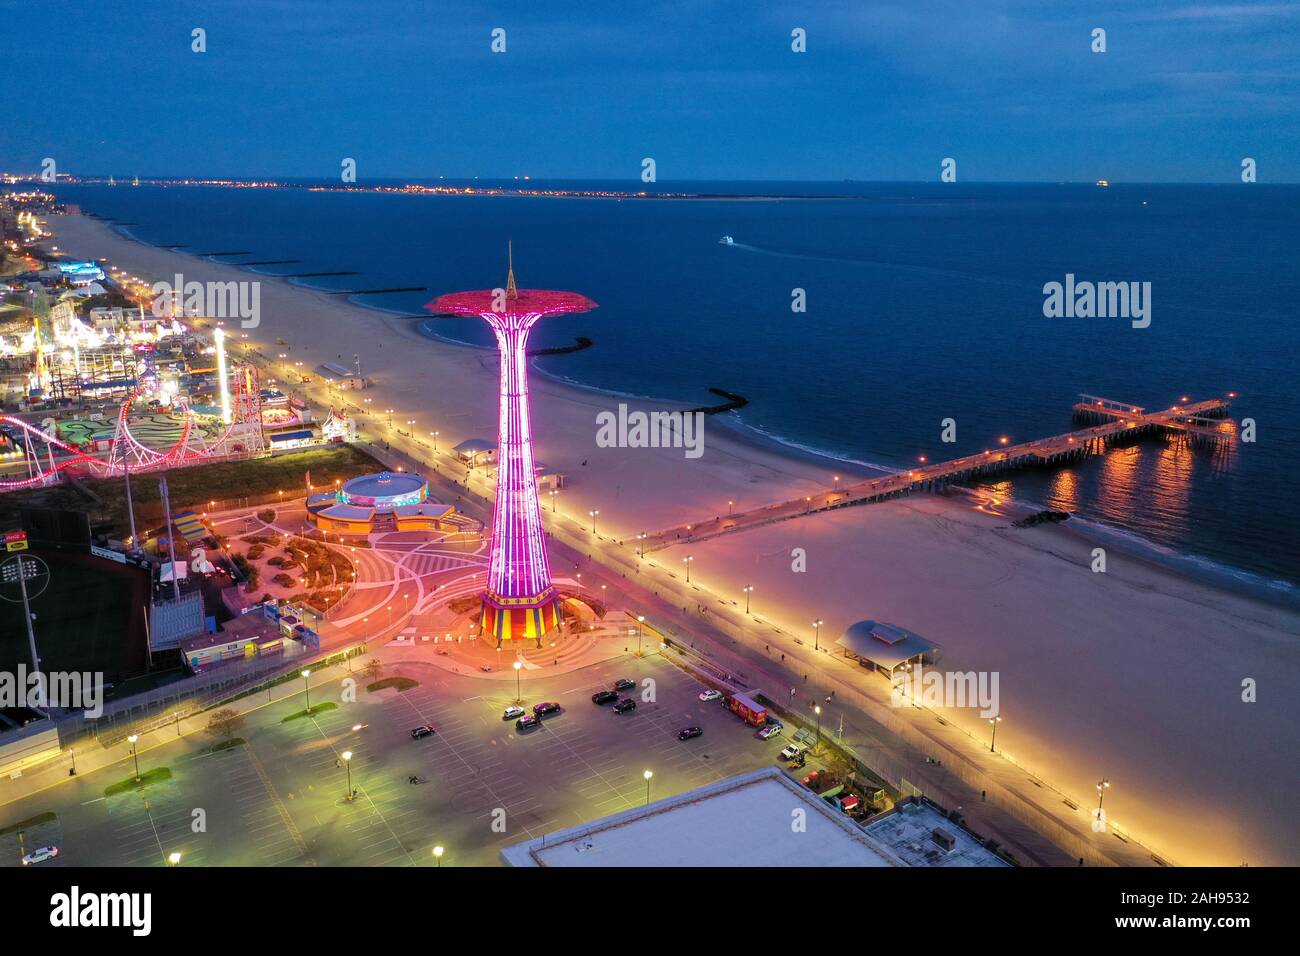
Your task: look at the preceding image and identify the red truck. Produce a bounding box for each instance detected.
[727,693,768,727]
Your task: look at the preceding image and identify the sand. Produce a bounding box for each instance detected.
[41,212,1300,866]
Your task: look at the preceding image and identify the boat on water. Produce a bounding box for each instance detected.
[1095,179,1110,187]
[719,235,734,245]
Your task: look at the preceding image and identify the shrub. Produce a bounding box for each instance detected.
[257,509,276,523]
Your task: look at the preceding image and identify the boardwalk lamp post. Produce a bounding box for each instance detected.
[342,750,354,800]
[589,509,599,534]
[636,615,645,654]
[814,705,822,751]
[433,845,444,867]
[513,660,522,702]
[167,851,182,867]
[643,769,653,805]
[301,669,312,713]
[683,555,694,583]
[813,619,824,652]
[127,734,141,782]
[988,715,1002,752]
[1096,778,1111,815]
[743,584,753,614]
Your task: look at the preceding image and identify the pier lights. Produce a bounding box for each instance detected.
[813,619,824,651]
[127,734,141,781]
[643,769,654,805]
[341,750,354,800]
[433,845,444,867]
[743,584,754,614]
[301,668,312,713]
[683,555,694,583]
[589,509,599,534]
[513,660,522,702]
[1096,778,1111,813]
[988,715,1002,752]
[637,615,645,654]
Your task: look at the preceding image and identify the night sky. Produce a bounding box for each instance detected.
[2,0,1297,182]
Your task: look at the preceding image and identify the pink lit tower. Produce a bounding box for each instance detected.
[426,246,597,644]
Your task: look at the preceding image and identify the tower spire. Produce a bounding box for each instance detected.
[505,240,518,300]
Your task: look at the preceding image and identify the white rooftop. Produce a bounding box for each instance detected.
[501,767,900,867]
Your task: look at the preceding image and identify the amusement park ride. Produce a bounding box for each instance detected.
[0,328,265,491]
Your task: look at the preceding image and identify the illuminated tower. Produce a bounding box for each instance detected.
[426,248,597,643]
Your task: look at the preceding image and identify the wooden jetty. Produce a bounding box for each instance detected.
[634,394,1237,554]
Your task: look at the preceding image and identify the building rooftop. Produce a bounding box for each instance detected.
[837,620,939,670]
[862,797,1009,867]
[501,767,900,868]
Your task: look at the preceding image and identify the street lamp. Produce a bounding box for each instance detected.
[683,555,693,583]
[988,715,1002,752]
[433,845,444,867]
[813,619,824,651]
[127,734,141,781]
[814,705,822,750]
[301,668,312,713]
[513,660,522,702]
[643,769,653,805]
[342,750,354,800]
[167,851,182,867]
[549,489,559,512]
[589,509,599,534]
[743,584,753,614]
[637,532,647,557]
[1096,778,1111,814]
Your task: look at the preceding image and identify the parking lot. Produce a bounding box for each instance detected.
[0,652,786,867]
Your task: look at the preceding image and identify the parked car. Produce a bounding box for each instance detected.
[515,715,542,732]
[757,721,784,740]
[613,678,635,692]
[502,705,526,720]
[591,690,619,705]
[21,846,58,866]
[677,726,703,741]
[410,724,436,739]
[533,701,562,716]
[613,698,637,714]
[779,743,808,762]
[698,689,723,702]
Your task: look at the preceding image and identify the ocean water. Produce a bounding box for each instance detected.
[48,180,1300,592]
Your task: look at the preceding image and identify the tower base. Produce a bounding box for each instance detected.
[481,588,561,644]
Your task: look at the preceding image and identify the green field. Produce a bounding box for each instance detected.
[0,443,383,535]
[0,548,148,684]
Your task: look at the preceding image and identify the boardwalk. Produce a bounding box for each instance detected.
[635,394,1236,554]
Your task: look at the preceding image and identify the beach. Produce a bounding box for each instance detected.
[44,212,1300,866]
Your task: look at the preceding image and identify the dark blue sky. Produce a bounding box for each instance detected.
[2,0,1297,182]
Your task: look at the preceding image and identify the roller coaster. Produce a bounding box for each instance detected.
[0,363,265,491]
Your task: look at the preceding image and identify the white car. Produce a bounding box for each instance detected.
[758,722,784,740]
[698,689,723,702]
[21,846,59,866]
[502,705,526,721]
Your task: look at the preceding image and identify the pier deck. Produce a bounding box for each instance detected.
[634,395,1236,554]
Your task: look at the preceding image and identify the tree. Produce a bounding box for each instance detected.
[364,657,383,682]
[205,708,244,740]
